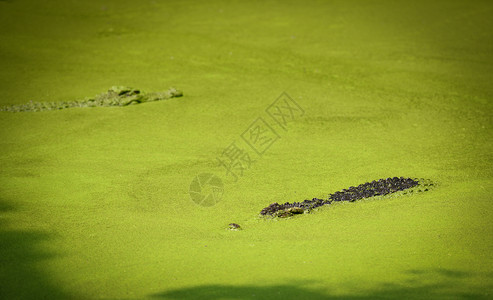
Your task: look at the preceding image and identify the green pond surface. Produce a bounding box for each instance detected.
[0,0,492,299]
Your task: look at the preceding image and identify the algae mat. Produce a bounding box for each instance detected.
[0,0,492,299]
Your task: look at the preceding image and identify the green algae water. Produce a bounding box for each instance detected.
[0,0,492,299]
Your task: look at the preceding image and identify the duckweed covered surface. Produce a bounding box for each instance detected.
[0,0,492,299]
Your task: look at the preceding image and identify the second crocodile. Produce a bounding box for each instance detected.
[0,86,183,112]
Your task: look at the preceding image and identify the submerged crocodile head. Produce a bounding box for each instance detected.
[108,86,141,96]
[101,86,183,106]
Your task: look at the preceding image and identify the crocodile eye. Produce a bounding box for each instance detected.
[228,223,241,230]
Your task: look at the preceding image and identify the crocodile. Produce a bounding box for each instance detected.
[0,86,183,112]
[260,177,435,218]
